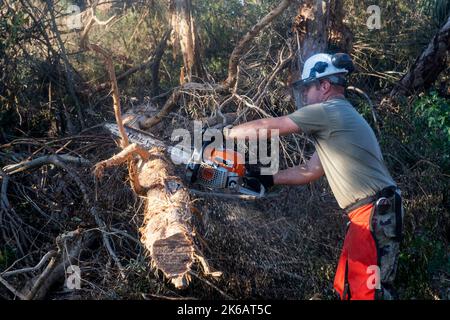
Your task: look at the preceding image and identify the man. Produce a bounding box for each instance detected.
[223,53,404,300]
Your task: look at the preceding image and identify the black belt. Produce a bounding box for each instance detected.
[344,185,398,213]
[345,185,403,242]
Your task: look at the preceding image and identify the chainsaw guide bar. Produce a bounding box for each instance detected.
[104,123,269,200]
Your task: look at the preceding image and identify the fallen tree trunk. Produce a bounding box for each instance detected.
[138,148,201,288]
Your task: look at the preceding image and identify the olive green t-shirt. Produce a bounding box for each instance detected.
[288,98,396,209]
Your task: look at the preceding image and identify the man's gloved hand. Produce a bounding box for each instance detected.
[246,166,274,190]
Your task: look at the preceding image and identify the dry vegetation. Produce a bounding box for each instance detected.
[0,0,449,300]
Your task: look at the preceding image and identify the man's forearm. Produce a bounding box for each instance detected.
[273,164,323,185]
[227,118,276,140]
[227,116,300,140]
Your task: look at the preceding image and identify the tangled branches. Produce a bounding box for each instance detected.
[0,135,142,299]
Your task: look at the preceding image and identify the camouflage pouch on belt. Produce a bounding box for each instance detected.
[371,189,404,299]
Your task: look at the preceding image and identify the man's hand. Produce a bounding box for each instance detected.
[246,166,274,190]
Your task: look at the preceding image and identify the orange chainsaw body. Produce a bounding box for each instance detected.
[203,146,246,177]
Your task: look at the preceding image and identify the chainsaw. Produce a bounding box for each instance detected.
[104,123,266,199]
[184,135,266,198]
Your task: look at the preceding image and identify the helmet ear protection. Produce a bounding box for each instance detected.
[331,53,355,74]
[308,61,328,78]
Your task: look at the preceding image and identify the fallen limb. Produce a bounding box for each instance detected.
[2,154,91,175]
[95,146,221,289]
[0,275,27,300]
[1,251,57,278]
[80,9,147,194]
[26,229,97,300]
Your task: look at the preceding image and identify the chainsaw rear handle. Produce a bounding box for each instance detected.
[241,176,266,197]
[245,166,274,190]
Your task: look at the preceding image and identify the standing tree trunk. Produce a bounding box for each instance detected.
[328,0,353,53]
[291,0,328,108]
[290,0,353,108]
[169,0,205,83]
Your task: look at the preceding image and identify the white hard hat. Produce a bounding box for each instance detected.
[292,53,354,88]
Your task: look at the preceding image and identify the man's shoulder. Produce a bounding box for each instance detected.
[301,98,353,112]
[322,98,353,108]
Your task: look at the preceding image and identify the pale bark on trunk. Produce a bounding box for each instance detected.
[328,0,353,53]
[170,0,205,83]
[291,0,328,108]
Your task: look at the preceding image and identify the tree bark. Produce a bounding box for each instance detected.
[390,16,450,98]
[328,0,353,53]
[170,0,205,83]
[290,0,352,108]
[291,0,328,108]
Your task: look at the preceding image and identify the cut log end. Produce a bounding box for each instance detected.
[152,233,194,289]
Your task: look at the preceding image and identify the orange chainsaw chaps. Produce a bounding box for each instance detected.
[334,203,379,300]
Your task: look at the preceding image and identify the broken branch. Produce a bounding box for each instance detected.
[2,154,91,175]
